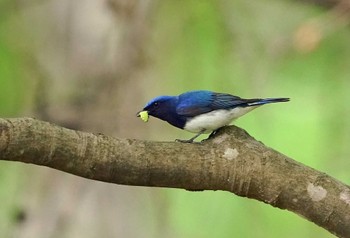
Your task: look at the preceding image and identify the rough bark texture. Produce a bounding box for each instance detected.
[0,117,349,237]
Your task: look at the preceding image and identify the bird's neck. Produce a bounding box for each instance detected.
[163,112,186,129]
[156,98,187,129]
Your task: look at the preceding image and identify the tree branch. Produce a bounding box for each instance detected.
[0,118,349,237]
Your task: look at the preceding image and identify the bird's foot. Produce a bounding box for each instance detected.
[175,129,206,143]
[175,138,198,143]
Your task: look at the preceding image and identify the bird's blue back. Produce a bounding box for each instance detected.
[176,90,246,117]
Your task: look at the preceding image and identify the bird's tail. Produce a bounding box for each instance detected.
[246,98,290,106]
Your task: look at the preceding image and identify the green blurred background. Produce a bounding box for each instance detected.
[0,0,349,237]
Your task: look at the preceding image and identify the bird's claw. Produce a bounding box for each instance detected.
[175,138,202,144]
[175,138,194,143]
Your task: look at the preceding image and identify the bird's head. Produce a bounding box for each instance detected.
[137,96,176,122]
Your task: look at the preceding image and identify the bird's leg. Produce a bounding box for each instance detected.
[201,126,225,142]
[175,129,206,143]
[208,129,218,138]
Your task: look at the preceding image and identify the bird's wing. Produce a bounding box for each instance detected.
[210,93,248,108]
[175,91,213,116]
[176,92,250,117]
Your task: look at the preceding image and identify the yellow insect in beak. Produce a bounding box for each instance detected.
[137,111,149,122]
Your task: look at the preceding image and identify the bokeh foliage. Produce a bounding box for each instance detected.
[1,0,349,237]
[0,8,26,236]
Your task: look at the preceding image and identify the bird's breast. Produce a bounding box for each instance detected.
[183,107,258,133]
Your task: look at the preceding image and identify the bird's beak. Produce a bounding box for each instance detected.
[137,110,149,122]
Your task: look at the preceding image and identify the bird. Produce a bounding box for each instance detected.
[137,90,289,143]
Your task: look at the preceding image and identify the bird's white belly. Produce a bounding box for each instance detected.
[183,107,258,133]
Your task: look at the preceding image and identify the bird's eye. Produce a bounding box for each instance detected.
[154,102,159,107]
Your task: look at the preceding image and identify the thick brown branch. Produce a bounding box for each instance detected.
[0,118,349,237]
